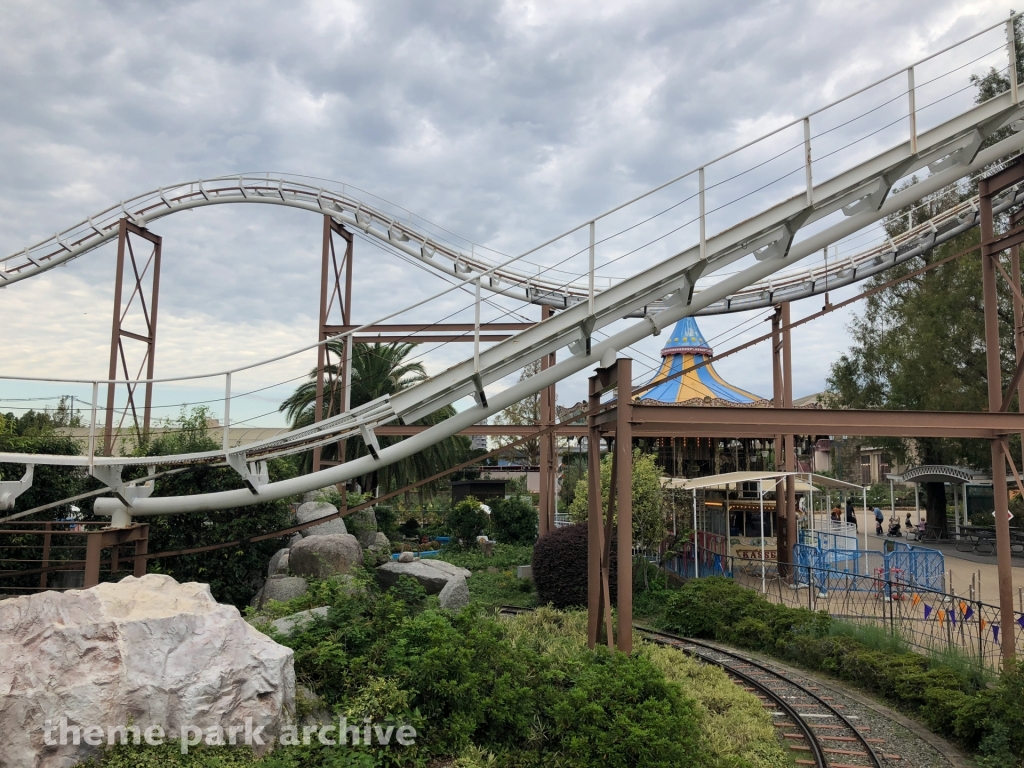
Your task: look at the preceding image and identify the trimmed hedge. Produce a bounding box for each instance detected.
[532,523,618,609]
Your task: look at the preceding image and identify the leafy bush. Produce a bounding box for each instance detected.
[489,495,537,544]
[448,496,490,545]
[532,523,617,609]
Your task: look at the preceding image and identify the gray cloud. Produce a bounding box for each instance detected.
[0,0,1010,423]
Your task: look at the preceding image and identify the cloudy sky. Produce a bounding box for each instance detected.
[0,0,1014,430]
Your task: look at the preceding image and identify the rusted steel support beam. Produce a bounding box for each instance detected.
[980,164,1020,662]
[587,374,603,649]
[83,524,149,588]
[104,219,161,455]
[593,404,1024,438]
[782,303,797,577]
[539,306,557,537]
[313,216,353,476]
[615,358,633,655]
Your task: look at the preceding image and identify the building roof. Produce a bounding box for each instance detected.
[887,465,991,485]
[637,317,763,405]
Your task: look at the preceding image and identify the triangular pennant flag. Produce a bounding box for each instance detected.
[912,593,921,607]
[938,610,945,626]
[964,606,975,621]
[993,625,1000,643]
[981,618,987,631]
[959,601,968,615]
[924,604,933,620]
[1017,615,1024,630]
[949,611,956,628]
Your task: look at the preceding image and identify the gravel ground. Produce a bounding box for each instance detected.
[712,644,976,768]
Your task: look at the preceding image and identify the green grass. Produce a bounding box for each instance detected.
[828,620,909,655]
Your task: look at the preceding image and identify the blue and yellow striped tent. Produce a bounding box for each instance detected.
[639,317,763,404]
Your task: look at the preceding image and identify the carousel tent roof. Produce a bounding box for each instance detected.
[638,317,763,404]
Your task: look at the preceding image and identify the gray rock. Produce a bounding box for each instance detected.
[270,606,330,635]
[398,551,415,563]
[250,585,264,608]
[419,559,471,580]
[288,533,303,547]
[367,532,390,552]
[348,508,379,547]
[296,501,347,537]
[438,575,470,611]
[259,575,309,608]
[376,561,451,595]
[296,684,332,728]
[289,534,364,578]
[516,565,532,580]
[268,548,290,577]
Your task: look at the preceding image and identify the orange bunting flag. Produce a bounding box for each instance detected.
[911,593,921,607]
[959,601,968,615]
[938,610,945,625]
[981,619,987,631]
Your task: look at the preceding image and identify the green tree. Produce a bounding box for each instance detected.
[448,496,490,545]
[493,359,542,465]
[279,340,469,494]
[136,407,296,607]
[567,449,665,552]
[824,51,1024,537]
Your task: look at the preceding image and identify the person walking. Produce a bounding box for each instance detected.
[845,497,857,530]
[874,506,884,535]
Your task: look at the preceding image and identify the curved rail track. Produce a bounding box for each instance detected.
[497,606,886,768]
[636,628,888,768]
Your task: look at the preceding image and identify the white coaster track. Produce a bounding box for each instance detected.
[3,14,1024,521]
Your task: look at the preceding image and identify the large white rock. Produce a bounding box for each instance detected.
[0,574,294,768]
[295,502,347,537]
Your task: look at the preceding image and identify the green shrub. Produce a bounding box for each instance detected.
[490,495,537,544]
[448,497,490,545]
[532,523,617,609]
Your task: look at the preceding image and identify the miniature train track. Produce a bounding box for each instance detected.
[497,607,890,768]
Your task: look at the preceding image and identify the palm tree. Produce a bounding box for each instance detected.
[279,341,469,495]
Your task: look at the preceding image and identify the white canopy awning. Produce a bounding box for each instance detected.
[661,471,864,492]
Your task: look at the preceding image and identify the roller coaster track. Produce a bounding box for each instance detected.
[4,14,1024,520]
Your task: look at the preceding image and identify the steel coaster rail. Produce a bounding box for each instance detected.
[2,119,1023,505]
[3,11,1020,302]
[3,17,1024,515]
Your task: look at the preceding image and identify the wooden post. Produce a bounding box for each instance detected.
[587,374,602,649]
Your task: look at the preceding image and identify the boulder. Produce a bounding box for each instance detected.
[267,548,290,577]
[419,559,471,580]
[347,508,378,547]
[296,501,347,537]
[438,576,471,611]
[367,532,390,552]
[259,575,309,608]
[288,533,303,547]
[296,684,332,728]
[289,534,364,578]
[398,551,415,563]
[270,606,330,635]
[376,561,452,595]
[0,574,294,768]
